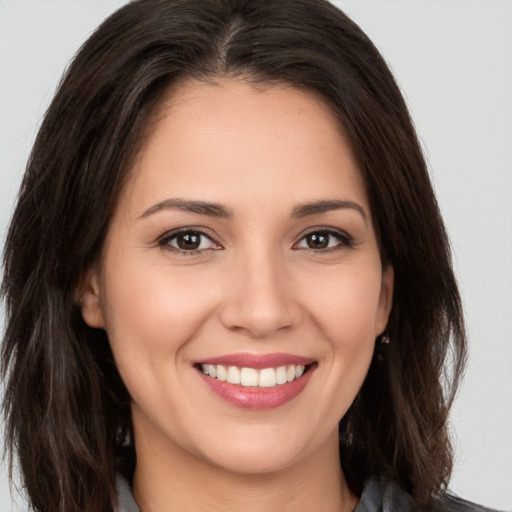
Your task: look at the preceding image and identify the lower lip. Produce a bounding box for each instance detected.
[198,367,315,410]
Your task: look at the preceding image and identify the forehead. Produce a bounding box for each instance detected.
[121,78,368,216]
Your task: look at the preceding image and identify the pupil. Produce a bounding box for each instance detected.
[307,233,329,249]
[178,233,200,250]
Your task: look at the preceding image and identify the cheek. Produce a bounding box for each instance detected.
[303,263,384,344]
[302,263,382,402]
[99,257,219,373]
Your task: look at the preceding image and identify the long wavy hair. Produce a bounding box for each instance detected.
[2,1,466,510]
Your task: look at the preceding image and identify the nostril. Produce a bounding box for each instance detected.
[219,302,300,338]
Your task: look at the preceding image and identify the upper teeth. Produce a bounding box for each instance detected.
[201,364,305,387]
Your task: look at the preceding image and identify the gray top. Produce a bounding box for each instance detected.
[117,475,141,512]
[116,475,498,512]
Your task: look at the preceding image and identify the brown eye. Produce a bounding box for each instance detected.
[159,230,219,252]
[176,232,202,250]
[295,229,352,251]
[305,232,330,249]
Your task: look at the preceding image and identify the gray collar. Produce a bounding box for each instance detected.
[116,475,499,512]
[115,475,412,512]
[116,475,140,512]
[355,478,412,512]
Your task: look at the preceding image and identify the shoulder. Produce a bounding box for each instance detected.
[113,474,501,512]
[439,493,503,512]
[356,478,502,512]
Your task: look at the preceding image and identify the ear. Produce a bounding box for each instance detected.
[375,264,394,336]
[76,268,105,328]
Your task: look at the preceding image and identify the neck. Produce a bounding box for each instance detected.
[132,428,357,512]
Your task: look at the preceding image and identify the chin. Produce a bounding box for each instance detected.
[200,443,305,476]
[192,423,333,477]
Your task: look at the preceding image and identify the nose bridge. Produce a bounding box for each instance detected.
[219,242,298,338]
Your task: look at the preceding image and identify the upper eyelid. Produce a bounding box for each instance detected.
[293,227,354,251]
[157,227,222,251]
[158,226,218,242]
[155,225,353,248]
[296,226,352,240]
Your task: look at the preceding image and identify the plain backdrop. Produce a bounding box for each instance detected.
[1,1,511,510]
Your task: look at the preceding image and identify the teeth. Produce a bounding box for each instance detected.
[276,366,288,385]
[259,368,276,387]
[227,366,241,384]
[216,365,227,381]
[240,367,258,387]
[200,363,308,387]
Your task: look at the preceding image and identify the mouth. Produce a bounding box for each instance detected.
[194,354,317,409]
[197,363,310,387]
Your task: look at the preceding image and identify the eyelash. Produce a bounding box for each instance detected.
[157,227,353,255]
[157,228,221,255]
[293,228,353,253]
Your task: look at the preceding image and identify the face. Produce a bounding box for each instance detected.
[81,78,393,476]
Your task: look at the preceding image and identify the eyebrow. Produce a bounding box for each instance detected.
[292,199,367,222]
[139,197,366,222]
[139,198,232,219]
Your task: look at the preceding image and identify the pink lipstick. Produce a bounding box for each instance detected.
[195,353,316,409]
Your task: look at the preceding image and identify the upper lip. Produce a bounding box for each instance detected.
[195,352,315,369]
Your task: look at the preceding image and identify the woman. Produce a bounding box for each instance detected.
[0,0,499,511]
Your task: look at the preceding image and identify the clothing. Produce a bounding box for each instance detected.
[354,479,498,512]
[116,475,499,512]
[117,475,140,512]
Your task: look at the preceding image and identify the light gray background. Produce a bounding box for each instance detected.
[1,1,511,510]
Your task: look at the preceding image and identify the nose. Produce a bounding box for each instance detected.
[219,250,301,339]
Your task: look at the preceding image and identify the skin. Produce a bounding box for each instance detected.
[80,78,393,512]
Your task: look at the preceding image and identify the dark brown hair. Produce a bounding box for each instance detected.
[2,1,466,510]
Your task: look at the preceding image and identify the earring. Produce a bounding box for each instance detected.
[380,335,390,344]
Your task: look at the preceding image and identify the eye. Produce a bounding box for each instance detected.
[158,229,221,253]
[294,229,352,251]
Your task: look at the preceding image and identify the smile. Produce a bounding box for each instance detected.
[195,354,316,410]
[200,364,306,387]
